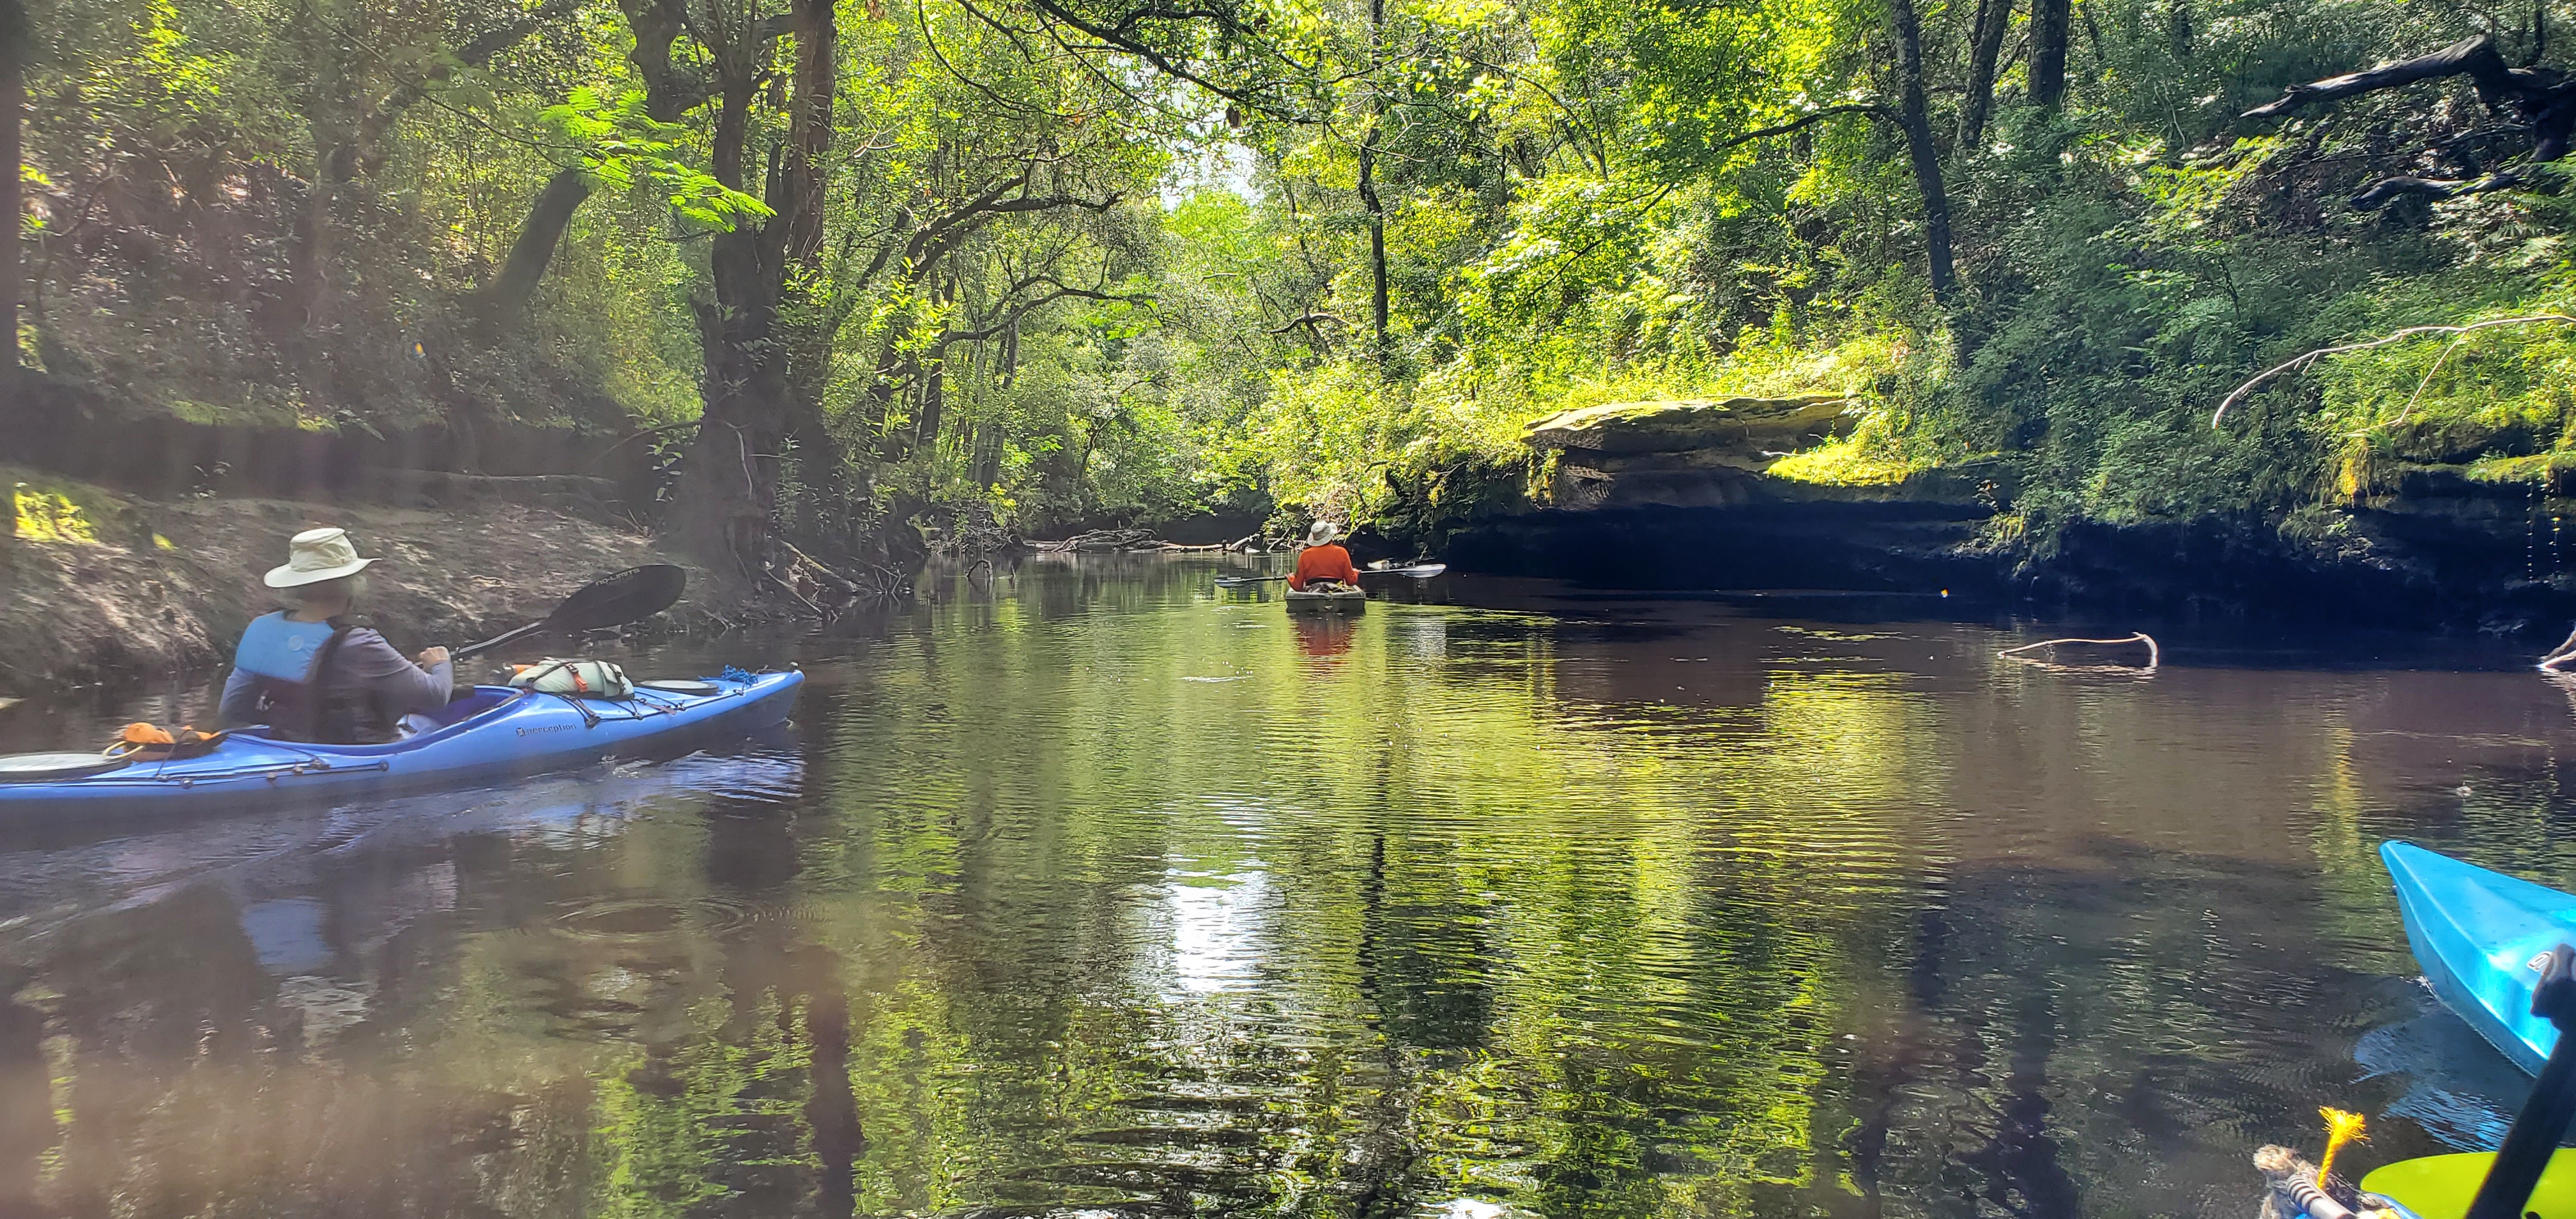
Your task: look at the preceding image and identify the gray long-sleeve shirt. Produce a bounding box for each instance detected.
[220,626,453,739]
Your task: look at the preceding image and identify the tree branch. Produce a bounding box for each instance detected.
[934,282,1153,350]
[2242,35,2519,119]
[1012,0,1319,123]
[1270,312,1349,335]
[1710,103,1892,155]
[2350,172,2525,208]
[2210,314,2576,428]
[903,171,1033,268]
[350,0,584,164]
[906,182,1124,279]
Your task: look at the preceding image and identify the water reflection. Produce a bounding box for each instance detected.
[1293,615,1356,660]
[1,558,2573,1216]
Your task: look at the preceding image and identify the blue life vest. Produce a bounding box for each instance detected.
[233,613,365,742]
[234,613,339,682]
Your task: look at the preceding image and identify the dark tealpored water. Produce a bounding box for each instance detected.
[0,555,2568,1218]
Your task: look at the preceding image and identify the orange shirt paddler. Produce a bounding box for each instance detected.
[1289,520,1363,591]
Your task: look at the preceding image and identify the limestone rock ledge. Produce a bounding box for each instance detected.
[1523,396,1858,509]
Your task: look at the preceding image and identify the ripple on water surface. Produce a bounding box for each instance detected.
[0,564,2569,1217]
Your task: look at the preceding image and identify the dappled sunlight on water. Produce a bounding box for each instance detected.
[0,555,2573,1216]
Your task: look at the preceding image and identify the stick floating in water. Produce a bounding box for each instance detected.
[1997,632,2161,670]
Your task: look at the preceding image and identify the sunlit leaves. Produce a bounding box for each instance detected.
[540,88,774,233]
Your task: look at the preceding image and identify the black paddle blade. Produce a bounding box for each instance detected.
[452,564,689,661]
[548,564,687,631]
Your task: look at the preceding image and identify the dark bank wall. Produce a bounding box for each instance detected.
[1439,483,2576,633]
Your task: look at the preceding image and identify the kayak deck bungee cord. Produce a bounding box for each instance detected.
[0,669,803,814]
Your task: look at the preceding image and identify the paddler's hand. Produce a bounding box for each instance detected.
[417,646,450,668]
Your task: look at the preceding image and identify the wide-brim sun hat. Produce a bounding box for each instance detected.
[264,526,378,588]
[1306,520,1340,546]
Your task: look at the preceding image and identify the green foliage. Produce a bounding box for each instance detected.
[539,88,772,231]
[1143,0,2576,552]
[25,0,2576,544]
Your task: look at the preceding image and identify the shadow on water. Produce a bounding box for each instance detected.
[6,555,2576,1216]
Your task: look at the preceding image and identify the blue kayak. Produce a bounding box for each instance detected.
[0,670,802,815]
[2382,840,2576,1075]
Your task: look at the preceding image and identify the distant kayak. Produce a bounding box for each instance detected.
[1284,586,1367,615]
[2382,840,2576,1075]
[0,670,803,816]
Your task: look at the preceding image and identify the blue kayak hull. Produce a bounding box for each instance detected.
[2382,840,2576,1076]
[0,671,803,815]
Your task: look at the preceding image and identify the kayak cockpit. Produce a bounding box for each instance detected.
[431,687,521,724]
[234,685,537,753]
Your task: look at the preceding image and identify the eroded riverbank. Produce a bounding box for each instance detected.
[0,472,729,698]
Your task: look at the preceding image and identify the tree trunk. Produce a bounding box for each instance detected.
[478,166,592,317]
[2029,0,2071,109]
[673,80,785,572]
[667,0,836,574]
[1960,0,2012,146]
[295,158,339,326]
[1892,0,1957,301]
[1360,139,1388,368]
[779,0,843,549]
[0,0,22,373]
[1360,0,1390,372]
[916,359,945,455]
[779,0,836,275]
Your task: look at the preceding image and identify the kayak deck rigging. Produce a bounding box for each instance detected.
[0,670,804,811]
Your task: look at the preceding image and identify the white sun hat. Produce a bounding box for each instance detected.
[1306,520,1341,546]
[264,526,378,588]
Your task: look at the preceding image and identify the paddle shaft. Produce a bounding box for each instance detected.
[2468,944,2576,1219]
[1216,565,1445,588]
[453,621,545,661]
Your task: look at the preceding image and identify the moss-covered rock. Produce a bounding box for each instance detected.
[1522,395,1853,459]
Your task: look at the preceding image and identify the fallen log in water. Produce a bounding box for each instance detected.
[1998,631,2160,670]
[1038,527,1162,553]
[2541,623,2576,671]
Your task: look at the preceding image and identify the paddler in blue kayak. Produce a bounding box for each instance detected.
[218,527,453,742]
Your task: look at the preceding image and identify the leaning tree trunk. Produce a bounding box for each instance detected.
[1892,0,1957,301]
[2029,0,2071,109]
[2241,35,2576,206]
[477,166,592,318]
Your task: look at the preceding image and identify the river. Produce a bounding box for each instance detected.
[0,554,2567,1217]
